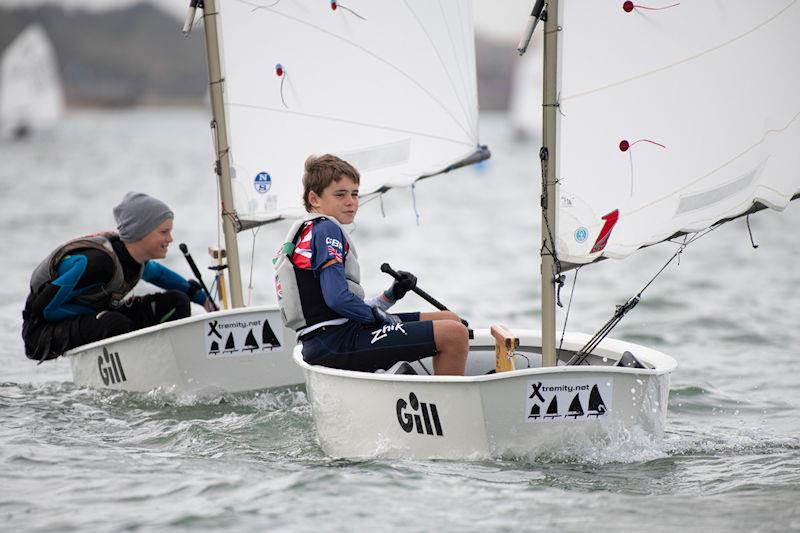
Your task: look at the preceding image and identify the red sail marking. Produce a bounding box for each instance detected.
[590,210,620,253]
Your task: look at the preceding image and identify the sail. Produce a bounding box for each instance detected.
[214,0,484,228]
[0,24,64,140]
[554,2,800,266]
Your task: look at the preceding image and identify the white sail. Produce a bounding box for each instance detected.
[0,24,65,140]
[215,0,483,228]
[509,33,542,142]
[554,1,800,266]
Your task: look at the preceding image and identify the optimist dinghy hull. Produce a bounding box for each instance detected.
[67,305,302,395]
[297,329,676,460]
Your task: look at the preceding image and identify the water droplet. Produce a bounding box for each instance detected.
[630,388,636,394]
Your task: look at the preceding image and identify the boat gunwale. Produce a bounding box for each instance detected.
[295,328,678,383]
[64,304,282,357]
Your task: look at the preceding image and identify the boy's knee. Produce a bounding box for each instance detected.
[96,311,133,337]
[162,290,191,319]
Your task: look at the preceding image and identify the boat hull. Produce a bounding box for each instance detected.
[298,329,676,460]
[67,305,303,395]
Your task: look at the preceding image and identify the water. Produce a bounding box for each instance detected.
[1,109,799,532]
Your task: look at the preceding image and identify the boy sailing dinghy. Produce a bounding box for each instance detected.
[66,0,489,395]
[296,0,800,460]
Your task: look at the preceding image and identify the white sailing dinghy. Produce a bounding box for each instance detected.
[63,2,316,395]
[0,23,64,141]
[296,0,800,460]
[65,0,489,395]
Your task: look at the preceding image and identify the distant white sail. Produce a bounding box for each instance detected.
[215,0,484,227]
[554,1,800,266]
[0,24,65,140]
[509,33,542,142]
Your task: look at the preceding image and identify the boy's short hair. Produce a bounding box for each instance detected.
[302,154,360,212]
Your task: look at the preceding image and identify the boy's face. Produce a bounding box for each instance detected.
[308,176,359,225]
[137,218,174,261]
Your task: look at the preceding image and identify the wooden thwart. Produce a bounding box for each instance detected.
[491,325,519,373]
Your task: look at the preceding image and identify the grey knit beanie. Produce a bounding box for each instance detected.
[113,192,174,243]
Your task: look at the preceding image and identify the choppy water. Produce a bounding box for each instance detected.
[1,109,799,532]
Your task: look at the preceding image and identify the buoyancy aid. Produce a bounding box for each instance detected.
[28,232,144,313]
[273,214,364,331]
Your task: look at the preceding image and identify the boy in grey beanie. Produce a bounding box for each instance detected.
[113,191,175,243]
[22,191,213,362]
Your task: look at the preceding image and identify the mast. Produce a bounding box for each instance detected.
[201,0,244,308]
[540,0,559,367]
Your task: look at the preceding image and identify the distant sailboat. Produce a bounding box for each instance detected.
[508,32,542,142]
[0,24,64,140]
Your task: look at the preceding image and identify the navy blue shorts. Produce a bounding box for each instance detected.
[301,312,437,372]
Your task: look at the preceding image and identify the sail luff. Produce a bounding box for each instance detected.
[201,0,244,308]
[540,0,560,368]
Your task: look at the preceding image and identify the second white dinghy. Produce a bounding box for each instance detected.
[68,305,301,395]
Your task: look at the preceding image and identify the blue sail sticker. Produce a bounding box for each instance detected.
[254,172,272,194]
[575,227,589,243]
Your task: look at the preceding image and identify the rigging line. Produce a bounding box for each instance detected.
[561,0,797,102]
[335,3,366,21]
[450,2,478,118]
[209,120,224,252]
[404,0,476,139]
[227,102,474,147]
[246,226,261,306]
[557,267,581,357]
[746,214,759,248]
[570,225,722,365]
[411,183,421,226]
[249,0,281,11]
[236,0,475,141]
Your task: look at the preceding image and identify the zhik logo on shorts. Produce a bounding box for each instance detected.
[371,323,407,344]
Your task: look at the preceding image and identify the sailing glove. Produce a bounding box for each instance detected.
[390,271,417,300]
[186,279,207,305]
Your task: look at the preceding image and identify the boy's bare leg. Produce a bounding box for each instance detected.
[428,317,468,375]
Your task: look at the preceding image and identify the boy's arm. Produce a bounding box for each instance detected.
[312,220,375,323]
[318,262,376,323]
[36,251,113,321]
[142,261,207,305]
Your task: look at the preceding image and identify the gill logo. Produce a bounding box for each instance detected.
[97,347,127,385]
[396,392,444,436]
